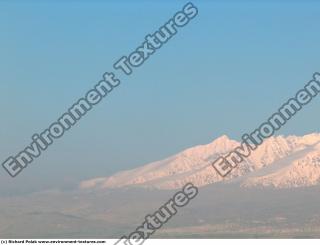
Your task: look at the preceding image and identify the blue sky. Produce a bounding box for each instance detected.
[0,0,320,195]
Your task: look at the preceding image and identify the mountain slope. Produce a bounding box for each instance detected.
[80,133,320,190]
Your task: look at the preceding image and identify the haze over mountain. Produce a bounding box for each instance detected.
[3,133,320,238]
[80,133,320,190]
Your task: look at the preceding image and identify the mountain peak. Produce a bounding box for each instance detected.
[213,134,230,142]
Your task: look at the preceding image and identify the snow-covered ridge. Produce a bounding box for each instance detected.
[80,133,320,190]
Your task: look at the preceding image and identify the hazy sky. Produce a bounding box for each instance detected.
[1,0,320,195]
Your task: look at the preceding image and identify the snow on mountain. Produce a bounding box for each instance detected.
[242,141,320,188]
[80,133,320,190]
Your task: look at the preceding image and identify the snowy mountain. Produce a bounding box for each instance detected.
[80,133,320,190]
